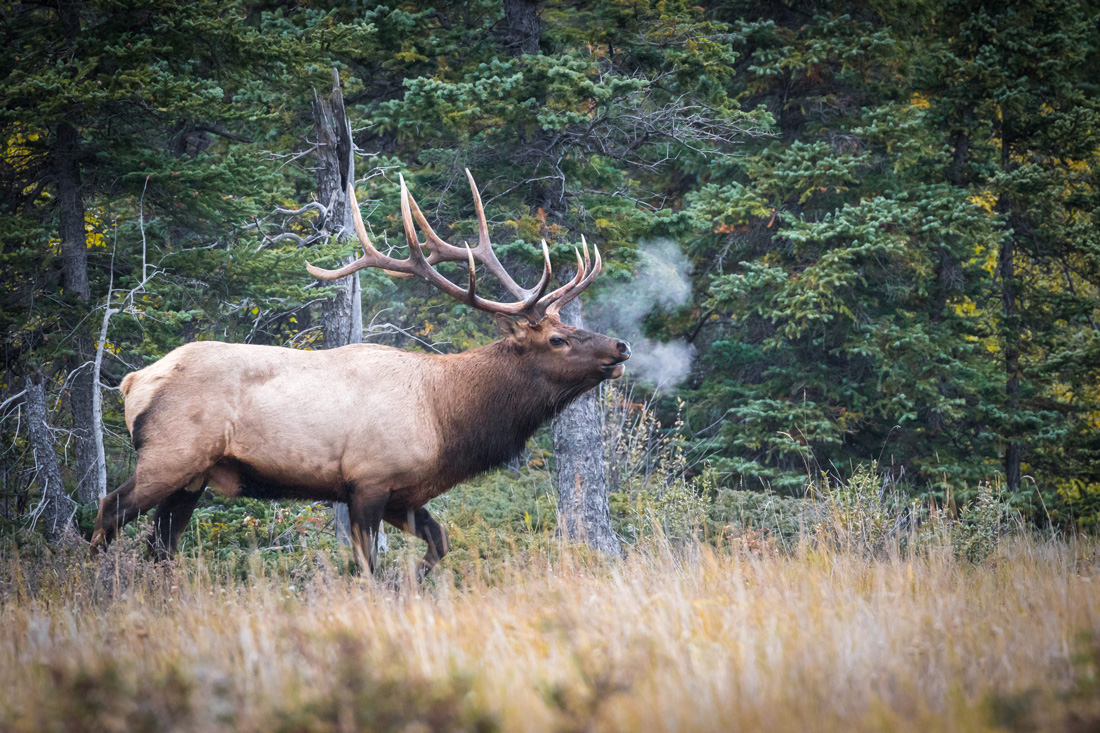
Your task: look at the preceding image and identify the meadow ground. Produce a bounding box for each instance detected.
[0,532,1097,732]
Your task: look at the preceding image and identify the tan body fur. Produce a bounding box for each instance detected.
[122,341,442,507]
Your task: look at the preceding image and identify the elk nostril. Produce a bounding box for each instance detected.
[617,340,631,357]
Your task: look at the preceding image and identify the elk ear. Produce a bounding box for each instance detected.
[494,314,530,341]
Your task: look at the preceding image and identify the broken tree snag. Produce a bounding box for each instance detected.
[311,69,363,544]
[551,298,622,557]
[24,372,77,542]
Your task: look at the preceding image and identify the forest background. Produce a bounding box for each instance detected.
[3,0,1100,553]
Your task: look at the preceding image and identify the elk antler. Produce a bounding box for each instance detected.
[305,171,602,323]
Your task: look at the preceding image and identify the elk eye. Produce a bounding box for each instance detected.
[549,336,567,347]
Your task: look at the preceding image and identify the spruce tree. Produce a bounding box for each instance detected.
[917,0,1100,507]
[680,2,1002,493]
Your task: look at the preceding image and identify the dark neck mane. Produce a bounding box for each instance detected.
[429,340,574,488]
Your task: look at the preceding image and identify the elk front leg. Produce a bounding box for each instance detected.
[384,505,449,581]
[348,491,388,574]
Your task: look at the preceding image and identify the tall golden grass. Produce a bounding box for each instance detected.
[0,535,1097,732]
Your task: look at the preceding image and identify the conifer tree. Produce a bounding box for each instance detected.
[681,2,1002,492]
[917,0,1100,501]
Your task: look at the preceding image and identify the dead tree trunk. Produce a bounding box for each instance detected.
[551,299,621,556]
[24,373,77,542]
[89,263,153,503]
[312,70,366,547]
[312,71,363,353]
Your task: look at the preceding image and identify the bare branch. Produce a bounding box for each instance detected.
[273,201,330,218]
[191,124,254,144]
[0,390,27,412]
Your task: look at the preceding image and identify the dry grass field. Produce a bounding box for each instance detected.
[0,533,1097,732]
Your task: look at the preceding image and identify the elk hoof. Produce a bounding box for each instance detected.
[89,531,107,557]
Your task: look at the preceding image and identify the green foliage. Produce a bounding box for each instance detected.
[952,481,1014,564]
[815,462,910,557]
[910,0,1100,496]
[602,384,708,542]
[1050,479,1100,531]
[681,5,1010,494]
[667,0,1100,515]
[706,486,821,547]
[2,0,1098,543]
[809,463,1021,563]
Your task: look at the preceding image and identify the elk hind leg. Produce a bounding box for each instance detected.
[385,505,449,581]
[91,475,140,554]
[92,446,211,556]
[146,478,205,562]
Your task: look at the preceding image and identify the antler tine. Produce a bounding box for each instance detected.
[398,175,428,264]
[464,169,530,299]
[305,182,390,280]
[544,236,603,318]
[348,181,380,259]
[466,168,491,250]
[397,175,530,314]
[520,240,553,309]
[536,240,588,309]
[403,170,551,303]
[570,236,603,294]
[464,245,477,305]
[402,179,469,263]
[408,179,475,302]
[399,171,530,301]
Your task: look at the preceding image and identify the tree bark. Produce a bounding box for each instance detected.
[998,124,1021,492]
[67,363,99,503]
[498,5,616,553]
[90,289,116,503]
[313,70,362,354]
[948,105,974,187]
[999,230,1021,492]
[24,373,77,542]
[55,123,90,300]
[551,299,621,556]
[312,70,369,547]
[54,121,99,504]
[502,0,541,56]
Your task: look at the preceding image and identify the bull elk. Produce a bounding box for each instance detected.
[90,171,630,577]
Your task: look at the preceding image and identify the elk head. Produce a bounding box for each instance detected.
[306,171,630,383]
[494,313,630,392]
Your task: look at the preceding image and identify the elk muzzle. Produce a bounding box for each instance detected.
[601,339,631,379]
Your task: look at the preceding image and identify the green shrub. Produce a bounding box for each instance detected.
[601,384,707,543]
[706,484,822,547]
[952,481,1014,564]
[814,462,913,557]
